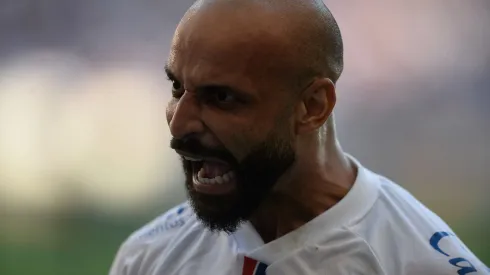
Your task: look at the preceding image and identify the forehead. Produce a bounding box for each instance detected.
[167,6,295,93]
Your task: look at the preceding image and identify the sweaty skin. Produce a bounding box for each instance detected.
[166,0,355,243]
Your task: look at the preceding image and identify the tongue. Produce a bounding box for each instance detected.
[202,161,231,178]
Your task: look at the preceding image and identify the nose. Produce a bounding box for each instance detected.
[167,92,205,139]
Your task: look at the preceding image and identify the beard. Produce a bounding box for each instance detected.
[171,133,295,233]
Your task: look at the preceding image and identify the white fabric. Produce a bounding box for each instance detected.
[109,157,489,275]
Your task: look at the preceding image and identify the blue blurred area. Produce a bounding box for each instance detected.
[0,1,488,274]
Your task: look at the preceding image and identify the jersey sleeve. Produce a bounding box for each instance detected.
[108,239,143,275]
[403,231,490,275]
[366,228,489,275]
[108,202,192,275]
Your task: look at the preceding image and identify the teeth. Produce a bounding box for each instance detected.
[198,167,205,178]
[184,156,203,161]
[197,170,235,185]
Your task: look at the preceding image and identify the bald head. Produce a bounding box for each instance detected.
[172,0,343,91]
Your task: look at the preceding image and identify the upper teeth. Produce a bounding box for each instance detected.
[183,156,203,161]
[197,170,235,185]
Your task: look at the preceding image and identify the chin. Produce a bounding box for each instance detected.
[180,138,296,232]
[185,174,261,233]
[187,192,246,233]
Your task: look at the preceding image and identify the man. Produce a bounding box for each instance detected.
[110,0,489,274]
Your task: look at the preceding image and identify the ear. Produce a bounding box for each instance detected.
[294,78,336,134]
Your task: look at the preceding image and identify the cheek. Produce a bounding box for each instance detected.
[225,126,271,162]
[228,133,256,161]
[202,114,255,158]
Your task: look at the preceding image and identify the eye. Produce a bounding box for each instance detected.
[168,78,184,98]
[196,85,245,109]
[213,89,236,103]
[171,79,181,91]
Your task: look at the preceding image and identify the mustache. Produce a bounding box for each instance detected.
[170,137,237,164]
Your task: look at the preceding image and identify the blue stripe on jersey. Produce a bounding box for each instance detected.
[255,262,267,275]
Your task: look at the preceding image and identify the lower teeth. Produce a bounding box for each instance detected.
[197,171,235,185]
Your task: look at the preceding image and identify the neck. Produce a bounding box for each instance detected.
[250,133,357,243]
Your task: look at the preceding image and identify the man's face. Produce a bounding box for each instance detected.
[165,8,299,232]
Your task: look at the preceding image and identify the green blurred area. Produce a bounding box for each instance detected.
[0,214,488,275]
[0,214,141,275]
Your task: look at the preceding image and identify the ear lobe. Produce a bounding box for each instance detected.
[295,78,336,134]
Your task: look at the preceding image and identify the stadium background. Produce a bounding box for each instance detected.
[0,1,489,274]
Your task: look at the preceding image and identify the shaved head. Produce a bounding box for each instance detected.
[172,0,343,91]
[167,0,343,232]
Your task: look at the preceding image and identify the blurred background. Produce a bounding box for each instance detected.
[0,0,489,274]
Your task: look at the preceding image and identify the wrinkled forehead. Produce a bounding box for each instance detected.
[167,6,296,92]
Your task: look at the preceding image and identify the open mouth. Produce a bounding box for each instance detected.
[182,155,237,195]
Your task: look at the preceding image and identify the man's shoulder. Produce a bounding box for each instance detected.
[370,175,452,231]
[346,174,489,274]
[125,201,197,245]
[109,202,205,275]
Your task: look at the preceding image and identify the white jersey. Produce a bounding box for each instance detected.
[109,157,489,275]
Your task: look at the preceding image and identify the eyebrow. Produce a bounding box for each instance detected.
[164,65,175,79]
[197,84,256,103]
[163,65,256,102]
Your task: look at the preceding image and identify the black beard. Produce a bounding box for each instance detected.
[174,135,295,233]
